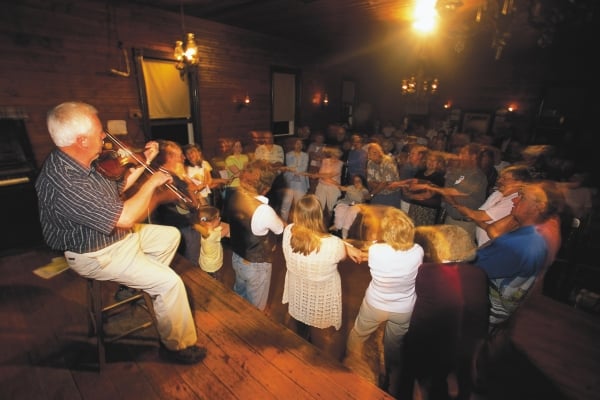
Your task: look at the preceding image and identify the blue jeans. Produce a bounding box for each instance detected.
[179,225,200,267]
[231,252,272,311]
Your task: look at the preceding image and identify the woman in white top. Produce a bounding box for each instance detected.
[183,143,213,202]
[345,207,423,395]
[282,194,363,361]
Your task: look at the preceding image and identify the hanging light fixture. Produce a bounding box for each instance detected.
[401,69,439,96]
[174,4,199,71]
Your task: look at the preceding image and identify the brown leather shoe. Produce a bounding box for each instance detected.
[161,345,207,365]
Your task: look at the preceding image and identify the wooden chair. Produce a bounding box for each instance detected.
[86,279,156,370]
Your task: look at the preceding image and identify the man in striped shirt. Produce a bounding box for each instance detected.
[35,101,205,365]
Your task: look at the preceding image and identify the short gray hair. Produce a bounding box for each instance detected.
[47,102,98,147]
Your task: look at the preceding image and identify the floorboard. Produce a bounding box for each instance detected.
[1,242,599,399]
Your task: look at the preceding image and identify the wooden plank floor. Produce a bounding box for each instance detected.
[1,241,599,399]
[0,244,391,400]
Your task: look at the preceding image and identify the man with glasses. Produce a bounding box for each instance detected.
[474,180,564,330]
[472,181,564,392]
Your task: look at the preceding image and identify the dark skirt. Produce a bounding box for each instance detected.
[408,203,440,226]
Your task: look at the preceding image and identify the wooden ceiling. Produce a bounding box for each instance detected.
[131,0,598,61]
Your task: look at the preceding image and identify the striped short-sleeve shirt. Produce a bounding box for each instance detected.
[35,149,129,253]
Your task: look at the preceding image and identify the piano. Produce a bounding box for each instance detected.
[0,117,43,253]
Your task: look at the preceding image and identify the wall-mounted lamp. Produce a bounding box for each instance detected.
[237,94,251,111]
[312,92,328,106]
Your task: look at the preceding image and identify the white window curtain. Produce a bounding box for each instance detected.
[141,59,190,119]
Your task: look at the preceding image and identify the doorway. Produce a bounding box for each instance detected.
[271,66,300,137]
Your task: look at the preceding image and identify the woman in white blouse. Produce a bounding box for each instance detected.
[282,194,363,361]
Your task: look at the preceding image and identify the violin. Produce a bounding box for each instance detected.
[95,143,147,181]
[95,131,197,209]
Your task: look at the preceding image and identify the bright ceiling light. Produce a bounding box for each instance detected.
[412,0,438,33]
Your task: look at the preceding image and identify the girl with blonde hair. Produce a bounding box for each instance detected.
[282,194,363,360]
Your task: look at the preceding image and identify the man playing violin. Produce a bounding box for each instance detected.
[35,101,206,365]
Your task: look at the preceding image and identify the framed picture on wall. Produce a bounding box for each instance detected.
[462,112,491,136]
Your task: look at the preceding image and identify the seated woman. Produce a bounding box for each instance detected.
[398,225,489,400]
[330,174,370,238]
[182,143,214,205]
[151,140,205,266]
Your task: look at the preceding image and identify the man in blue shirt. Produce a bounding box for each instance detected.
[344,134,367,185]
[475,181,563,330]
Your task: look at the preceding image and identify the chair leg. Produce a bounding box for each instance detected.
[86,279,156,370]
[88,279,106,369]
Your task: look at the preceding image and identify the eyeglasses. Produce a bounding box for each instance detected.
[200,215,220,222]
[517,190,540,204]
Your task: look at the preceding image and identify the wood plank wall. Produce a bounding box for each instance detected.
[1,1,595,170]
[0,0,336,166]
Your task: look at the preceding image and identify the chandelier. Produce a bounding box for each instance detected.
[173,4,199,71]
[174,33,199,70]
[401,71,439,96]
